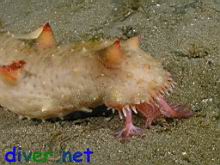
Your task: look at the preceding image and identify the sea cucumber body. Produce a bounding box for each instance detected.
[0,34,169,120]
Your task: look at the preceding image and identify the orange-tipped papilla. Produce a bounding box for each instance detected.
[36,22,57,50]
[99,39,124,69]
[0,60,26,85]
[125,36,141,49]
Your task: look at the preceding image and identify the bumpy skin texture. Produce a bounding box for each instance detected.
[0,25,193,140]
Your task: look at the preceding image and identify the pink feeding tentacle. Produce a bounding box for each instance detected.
[115,109,143,140]
[157,97,193,119]
[136,103,162,128]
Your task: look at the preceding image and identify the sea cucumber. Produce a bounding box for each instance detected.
[0,23,193,140]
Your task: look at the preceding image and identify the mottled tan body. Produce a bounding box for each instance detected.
[0,34,168,119]
[0,24,193,139]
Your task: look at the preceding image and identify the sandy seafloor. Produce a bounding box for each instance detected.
[0,0,219,164]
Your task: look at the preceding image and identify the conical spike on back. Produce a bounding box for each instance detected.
[0,60,26,85]
[36,23,57,50]
[98,39,124,69]
[125,36,140,49]
[15,22,57,50]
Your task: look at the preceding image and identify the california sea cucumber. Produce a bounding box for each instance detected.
[0,23,193,139]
